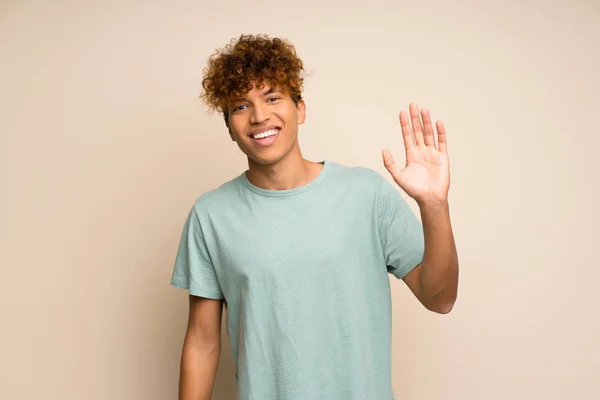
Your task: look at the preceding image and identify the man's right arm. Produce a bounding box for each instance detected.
[178,295,224,400]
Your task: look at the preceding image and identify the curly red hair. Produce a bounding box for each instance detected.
[200,34,305,124]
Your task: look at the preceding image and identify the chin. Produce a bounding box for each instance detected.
[239,138,299,167]
[248,154,284,166]
[246,148,293,167]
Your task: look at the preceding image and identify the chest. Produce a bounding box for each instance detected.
[205,197,380,290]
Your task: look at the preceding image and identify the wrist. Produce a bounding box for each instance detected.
[417,198,449,209]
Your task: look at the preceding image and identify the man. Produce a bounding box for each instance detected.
[170,34,459,400]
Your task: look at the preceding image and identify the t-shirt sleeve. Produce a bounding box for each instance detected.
[377,177,425,279]
[170,205,224,299]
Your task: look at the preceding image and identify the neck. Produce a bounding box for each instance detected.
[246,146,322,191]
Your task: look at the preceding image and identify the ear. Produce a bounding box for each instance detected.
[297,100,306,125]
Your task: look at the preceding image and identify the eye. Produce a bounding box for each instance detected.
[267,97,281,103]
[233,104,247,111]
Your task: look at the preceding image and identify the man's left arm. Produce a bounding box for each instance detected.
[382,102,459,314]
[403,200,458,314]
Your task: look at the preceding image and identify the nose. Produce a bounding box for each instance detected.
[249,102,270,125]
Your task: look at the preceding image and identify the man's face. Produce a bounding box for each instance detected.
[226,82,306,166]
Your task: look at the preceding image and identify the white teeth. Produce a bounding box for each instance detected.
[252,129,279,140]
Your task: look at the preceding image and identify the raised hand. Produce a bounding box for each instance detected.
[382,103,450,205]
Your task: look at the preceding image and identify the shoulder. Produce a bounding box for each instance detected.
[190,174,245,217]
[324,160,387,192]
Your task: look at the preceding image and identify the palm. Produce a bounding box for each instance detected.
[382,103,450,204]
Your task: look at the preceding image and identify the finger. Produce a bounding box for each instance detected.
[410,102,425,146]
[382,149,402,178]
[399,111,415,151]
[436,120,448,154]
[420,108,436,148]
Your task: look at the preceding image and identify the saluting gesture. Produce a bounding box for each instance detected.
[382,102,450,205]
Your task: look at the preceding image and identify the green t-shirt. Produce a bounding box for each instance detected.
[170,160,425,400]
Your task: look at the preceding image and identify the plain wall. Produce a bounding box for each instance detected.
[1,0,599,399]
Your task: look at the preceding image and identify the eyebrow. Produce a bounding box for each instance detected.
[240,87,282,101]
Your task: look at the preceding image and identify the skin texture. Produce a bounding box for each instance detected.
[226,82,323,191]
[383,103,459,313]
[178,296,224,400]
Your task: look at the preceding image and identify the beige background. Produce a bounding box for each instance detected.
[1,0,599,399]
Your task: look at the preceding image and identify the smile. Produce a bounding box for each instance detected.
[251,128,280,140]
[250,128,281,147]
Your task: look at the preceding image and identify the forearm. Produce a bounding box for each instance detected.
[418,200,459,310]
[179,341,221,400]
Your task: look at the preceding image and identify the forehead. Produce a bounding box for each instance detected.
[239,82,286,99]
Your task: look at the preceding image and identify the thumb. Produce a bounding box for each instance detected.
[382,149,402,179]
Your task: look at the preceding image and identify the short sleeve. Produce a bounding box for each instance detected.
[170,205,224,299]
[377,177,425,279]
